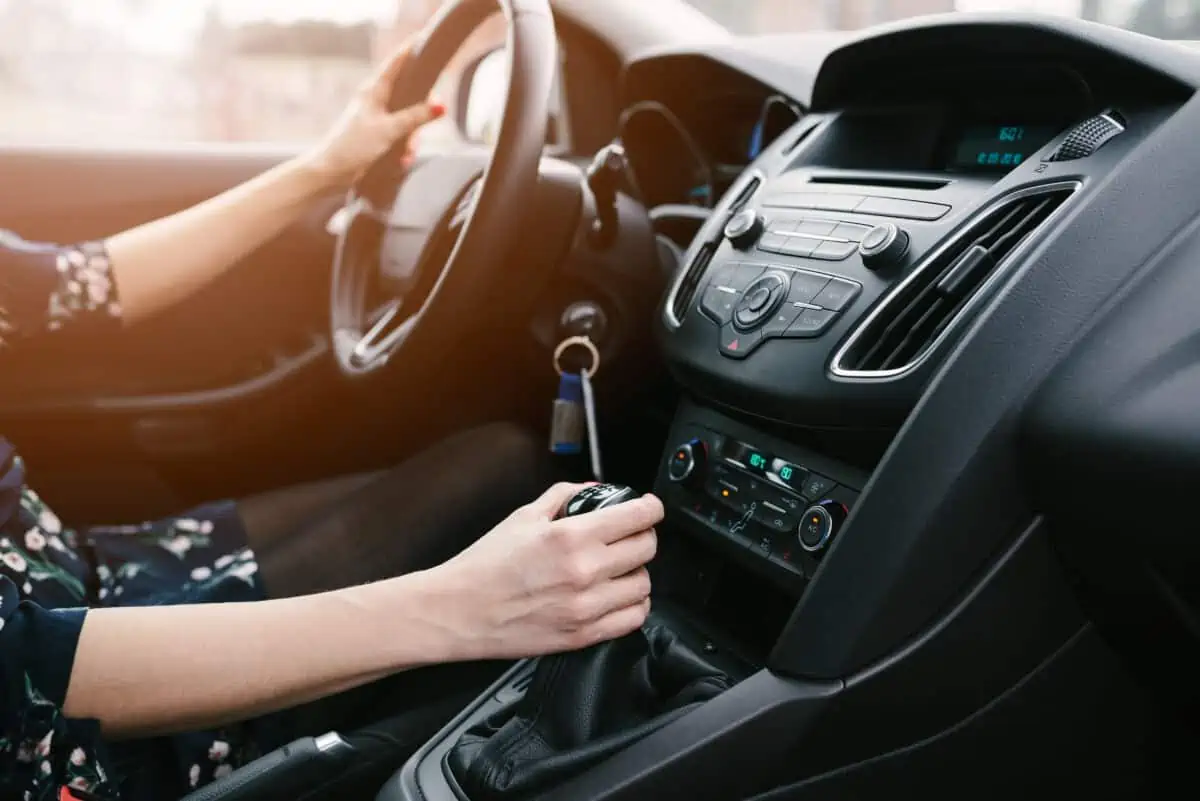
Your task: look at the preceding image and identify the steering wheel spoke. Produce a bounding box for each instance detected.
[328,0,557,378]
[348,298,406,370]
[449,179,483,232]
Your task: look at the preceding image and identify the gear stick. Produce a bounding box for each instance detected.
[446,484,733,801]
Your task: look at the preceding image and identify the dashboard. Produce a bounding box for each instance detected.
[622,19,1193,430]
[622,12,1200,715]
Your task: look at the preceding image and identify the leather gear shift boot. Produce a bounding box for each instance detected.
[446,624,732,801]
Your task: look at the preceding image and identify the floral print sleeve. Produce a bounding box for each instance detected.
[0,233,284,800]
[0,230,121,347]
[0,576,109,801]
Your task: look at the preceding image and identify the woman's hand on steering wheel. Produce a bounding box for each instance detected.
[302,40,447,189]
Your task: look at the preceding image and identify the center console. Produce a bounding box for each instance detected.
[375,399,870,801]
[654,400,866,596]
[378,478,763,801]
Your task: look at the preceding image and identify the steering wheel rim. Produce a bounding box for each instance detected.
[330,0,557,376]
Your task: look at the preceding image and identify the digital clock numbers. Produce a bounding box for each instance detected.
[951,123,1061,172]
[975,151,1025,167]
[975,125,1028,167]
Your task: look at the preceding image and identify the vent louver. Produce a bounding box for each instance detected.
[671,242,715,322]
[835,185,1075,376]
[668,174,762,324]
[728,175,762,213]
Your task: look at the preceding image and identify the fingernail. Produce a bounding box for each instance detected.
[430,101,447,117]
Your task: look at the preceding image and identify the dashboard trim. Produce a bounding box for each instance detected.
[828,179,1083,382]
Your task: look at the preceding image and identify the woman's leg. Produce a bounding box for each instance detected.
[239,420,560,604]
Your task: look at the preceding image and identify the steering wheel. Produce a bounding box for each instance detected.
[331,0,557,376]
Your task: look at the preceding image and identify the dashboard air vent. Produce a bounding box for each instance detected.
[835,186,1075,376]
[728,176,761,214]
[782,124,816,155]
[671,242,716,322]
[668,173,763,325]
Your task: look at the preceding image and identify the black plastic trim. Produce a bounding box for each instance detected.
[771,94,1200,679]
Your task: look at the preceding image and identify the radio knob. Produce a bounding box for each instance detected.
[723,209,764,250]
[859,223,909,270]
[667,438,707,485]
[798,500,849,553]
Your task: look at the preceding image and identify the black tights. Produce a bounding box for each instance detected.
[232,423,560,739]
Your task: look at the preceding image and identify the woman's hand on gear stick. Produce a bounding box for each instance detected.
[428,482,663,660]
[63,483,662,735]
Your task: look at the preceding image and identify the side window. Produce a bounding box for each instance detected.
[0,1,504,147]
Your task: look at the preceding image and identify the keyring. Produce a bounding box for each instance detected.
[553,335,600,379]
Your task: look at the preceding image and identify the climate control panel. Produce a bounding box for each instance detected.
[655,402,865,593]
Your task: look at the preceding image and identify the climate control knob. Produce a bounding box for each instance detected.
[798,500,849,553]
[667,438,707,485]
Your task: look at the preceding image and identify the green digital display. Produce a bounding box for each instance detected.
[747,452,769,472]
[774,460,806,491]
[951,123,1062,172]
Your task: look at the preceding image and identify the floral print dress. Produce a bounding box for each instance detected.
[0,233,280,801]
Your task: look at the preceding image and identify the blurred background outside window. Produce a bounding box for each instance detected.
[0,0,1194,147]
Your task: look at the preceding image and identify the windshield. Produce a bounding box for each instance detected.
[683,0,1200,39]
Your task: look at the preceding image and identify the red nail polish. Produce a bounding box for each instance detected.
[430,102,447,117]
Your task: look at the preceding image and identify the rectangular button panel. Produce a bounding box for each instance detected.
[763,192,950,221]
[758,217,873,262]
[700,259,862,354]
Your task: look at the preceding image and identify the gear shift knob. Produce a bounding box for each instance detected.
[557,483,637,519]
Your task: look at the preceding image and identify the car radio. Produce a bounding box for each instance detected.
[655,402,865,593]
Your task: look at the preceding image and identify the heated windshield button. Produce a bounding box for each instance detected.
[799,473,836,501]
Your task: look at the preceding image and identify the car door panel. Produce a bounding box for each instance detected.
[0,144,368,522]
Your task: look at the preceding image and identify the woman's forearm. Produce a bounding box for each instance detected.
[104,156,335,325]
[100,43,443,325]
[63,570,453,738]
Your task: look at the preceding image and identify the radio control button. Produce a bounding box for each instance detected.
[700,285,738,324]
[796,219,837,237]
[785,271,830,305]
[764,309,802,338]
[812,240,857,260]
[812,279,862,312]
[782,308,837,338]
